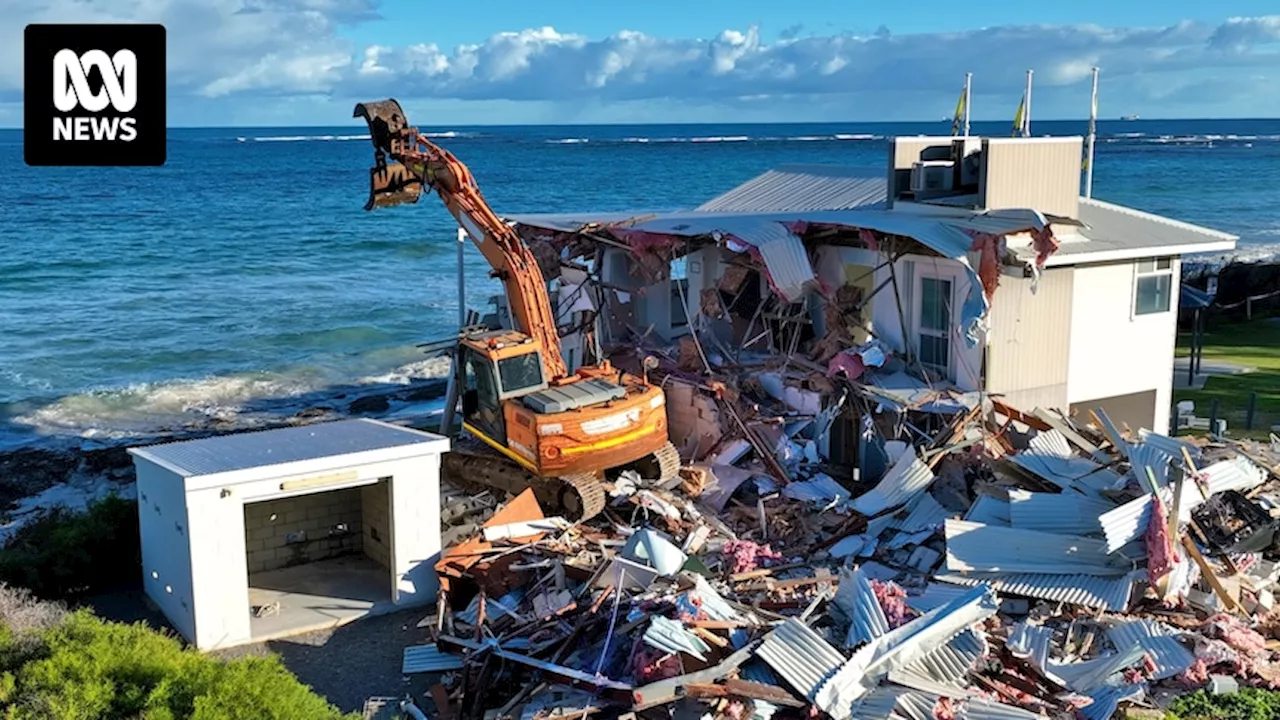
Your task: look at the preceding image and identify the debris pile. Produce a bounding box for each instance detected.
[402,346,1280,720]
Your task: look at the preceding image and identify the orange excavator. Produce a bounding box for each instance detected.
[353,99,679,520]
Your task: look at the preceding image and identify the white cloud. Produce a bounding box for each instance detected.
[3,3,1280,124]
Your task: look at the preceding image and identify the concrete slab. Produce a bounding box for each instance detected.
[247,554,393,643]
[1172,357,1256,390]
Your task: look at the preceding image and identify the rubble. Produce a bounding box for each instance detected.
[399,219,1280,720]
[399,346,1280,720]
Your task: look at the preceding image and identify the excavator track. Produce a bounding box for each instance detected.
[442,436,608,522]
[652,441,681,484]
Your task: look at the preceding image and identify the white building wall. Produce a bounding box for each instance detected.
[136,463,195,643]
[134,434,448,651]
[186,483,251,650]
[1067,259,1180,433]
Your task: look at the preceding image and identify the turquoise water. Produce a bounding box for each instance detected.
[1,118,1278,445]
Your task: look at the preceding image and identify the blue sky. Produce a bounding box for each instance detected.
[342,0,1279,50]
[2,2,1279,126]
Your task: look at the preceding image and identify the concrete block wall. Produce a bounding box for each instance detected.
[244,487,364,574]
[361,480,391,570]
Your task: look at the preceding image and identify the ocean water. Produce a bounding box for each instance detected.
[1,117,1279,447]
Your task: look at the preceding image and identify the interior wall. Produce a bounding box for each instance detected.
[244,487,363,574]
[361,479,392,570]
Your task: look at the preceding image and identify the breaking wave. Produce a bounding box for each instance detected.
[0,355,452,450]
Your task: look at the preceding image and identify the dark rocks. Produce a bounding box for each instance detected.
[294,407,334,420]
[405,379,448,402]
[0,448,79,511]
[347,395,390,415]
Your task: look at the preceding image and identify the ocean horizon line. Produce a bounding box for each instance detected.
[3,116,1280,131]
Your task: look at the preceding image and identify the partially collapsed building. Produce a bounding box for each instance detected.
[387,135,1280,720]
[508,135,1237,443]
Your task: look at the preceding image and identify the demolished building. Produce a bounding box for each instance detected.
[395,135,1280,720]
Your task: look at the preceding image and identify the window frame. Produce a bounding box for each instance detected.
[1132,257,1174,317]
[914,272,956,380]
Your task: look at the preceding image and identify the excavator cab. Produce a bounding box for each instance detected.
[457,330,549,447]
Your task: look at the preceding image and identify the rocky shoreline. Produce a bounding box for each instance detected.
[0,377,449,536]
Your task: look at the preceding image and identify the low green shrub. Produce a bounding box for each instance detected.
[0,495,141,600]
[0,585,357,720]
[1166,688,1280,720]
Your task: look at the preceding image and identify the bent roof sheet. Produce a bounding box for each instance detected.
[696,164,889,213]
[1032,196,1238,265]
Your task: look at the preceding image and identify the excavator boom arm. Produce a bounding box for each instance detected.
[353,99,567,382]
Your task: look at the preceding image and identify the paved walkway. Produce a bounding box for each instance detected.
[1172,357,1256,390]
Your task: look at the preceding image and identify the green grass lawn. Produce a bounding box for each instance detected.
[1175,317,1280,437]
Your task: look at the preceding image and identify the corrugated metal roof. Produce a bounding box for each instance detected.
[933,570,1136,612]
[815,585,999,715]
[1106,618,1194,680]
[696,165,888,213]
[834,565,890,648]
[963,494,1011,526]
[643,616,712,660]
[891,492,951,534]
[756,618,846,701]
[1048,644,1148,694]
[944,520,1132,576]
[905,583,975,614]
[402,644,464,674]
[1010,429,1126,493]
[1100,455,1267,552]
[1078,685,1146,720]
[1007,490,1118,536]
[1099,493,1154,553]
[853,447,935,516]
[1063,196,1238,255]
[1137,430,1202,461]
[739,221,817,302]
[1127,442,1175,488]
[904,627,987,684]
[128,419,446,477]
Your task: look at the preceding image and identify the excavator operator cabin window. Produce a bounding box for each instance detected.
[498,352,544,395]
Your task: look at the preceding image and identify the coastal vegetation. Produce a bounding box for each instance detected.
[0,584,356,719]
[0,496,140,601]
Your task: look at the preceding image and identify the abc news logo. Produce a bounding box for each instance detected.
[25,24,166,166]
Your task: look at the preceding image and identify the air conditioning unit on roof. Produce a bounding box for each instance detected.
[910,160,955,194]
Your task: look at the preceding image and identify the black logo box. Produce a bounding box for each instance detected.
[24,23,167,167]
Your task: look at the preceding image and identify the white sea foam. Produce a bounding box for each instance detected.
[4,355,452,447]
[251,134,371,142]
[546,138,589,144]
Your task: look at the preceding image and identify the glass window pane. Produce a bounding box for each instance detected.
[1135,275,1172,315]
[920,335,950,368]
[920,278,951,332]
[498,353,544,394]
[1137,259,1155,273]
[1156,257,1172,271]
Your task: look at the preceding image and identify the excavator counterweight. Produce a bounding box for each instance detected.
[352,99,679,520]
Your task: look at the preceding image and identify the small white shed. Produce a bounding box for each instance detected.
[128,418,450,651]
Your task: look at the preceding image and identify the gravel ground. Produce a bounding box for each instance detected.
[213,607,435,715]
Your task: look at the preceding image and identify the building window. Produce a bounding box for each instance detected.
[918,276,952,375]
[1135,258,1173,315]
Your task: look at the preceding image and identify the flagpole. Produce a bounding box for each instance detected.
[1085,67,1099,198]
[1023,69,1033,137]
[963,72,972,136]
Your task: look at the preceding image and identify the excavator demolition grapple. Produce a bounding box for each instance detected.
[354,99,680,521]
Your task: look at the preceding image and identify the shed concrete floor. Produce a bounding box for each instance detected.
[248,554,395,643]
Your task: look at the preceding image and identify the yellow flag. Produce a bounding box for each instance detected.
[950,86,967,136]
[1011,95,1025,137]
